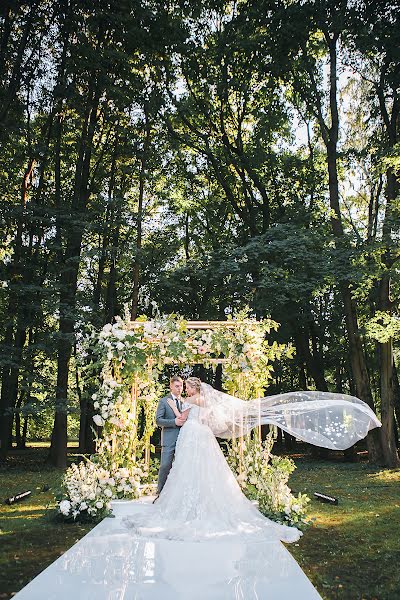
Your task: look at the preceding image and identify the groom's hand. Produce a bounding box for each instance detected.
[175,414,187,426]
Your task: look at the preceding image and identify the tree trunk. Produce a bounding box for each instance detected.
[48,85,100,468]
[0,2,37,125]
[105,211,120,324]
[0,324,15,457]
[131,103,151,321]
[292,319,329,391]
[14,392,25,449]
[378,270,399,466]
[22,415,28,447]
[340,286,384,462]
[75,343,87,453]
[393,361,400,428]
[375,160,400,466]
[368,60,399,465]
[315,32,384,463]
[0,156,34,458]
[284,431,296,451]
[0,319,27,458]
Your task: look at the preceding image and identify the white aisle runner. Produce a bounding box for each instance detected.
[14,499,322,600]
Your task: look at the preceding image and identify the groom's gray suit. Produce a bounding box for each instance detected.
[156,393,183,494]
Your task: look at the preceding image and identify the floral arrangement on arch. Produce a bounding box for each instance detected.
[57,310,296,522]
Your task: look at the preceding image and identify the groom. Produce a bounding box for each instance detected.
[155,375,188,497]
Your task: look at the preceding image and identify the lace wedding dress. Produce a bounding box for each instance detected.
[123,383,381,544]
[123,402,302,543]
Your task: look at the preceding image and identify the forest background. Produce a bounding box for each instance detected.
[0,0,399,469]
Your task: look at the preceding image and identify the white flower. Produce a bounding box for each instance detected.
[236,472,247,484]
[113,328,126,340]
[103,323,112,332]
[92,393,98,401]
[104,488,113,497]
[116,342,124,351]
[93,414,104,427]
[80,502,88,511]
[95,501,104,509]
[59,500,71,516]
[93,401,100,410]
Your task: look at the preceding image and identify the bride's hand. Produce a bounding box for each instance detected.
[167,399,181,418]
[167,399,179,411]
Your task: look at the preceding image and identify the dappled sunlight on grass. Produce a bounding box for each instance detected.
[367,468,400,482]
[3,508,49,524]
[307,503,399,527]
[11,441,79,448]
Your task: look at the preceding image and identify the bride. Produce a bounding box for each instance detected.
[123,377,381,544]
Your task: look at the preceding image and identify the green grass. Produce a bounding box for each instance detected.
[0,447,94,600]
[289,458,400,600]
[0,448,399,600]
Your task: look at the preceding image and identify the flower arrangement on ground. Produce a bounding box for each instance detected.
[226,433,311,528]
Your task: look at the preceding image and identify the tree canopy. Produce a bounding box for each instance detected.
[0,0,399,467]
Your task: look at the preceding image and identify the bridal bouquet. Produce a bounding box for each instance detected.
[226,434,310,528]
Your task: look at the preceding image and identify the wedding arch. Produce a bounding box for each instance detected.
[57,312,310,525]
[91,313,287,468]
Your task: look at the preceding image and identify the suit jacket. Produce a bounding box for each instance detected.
[156,394,181,448]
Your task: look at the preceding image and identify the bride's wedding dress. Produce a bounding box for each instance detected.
[123,383,380,544]
[123,402,302,543]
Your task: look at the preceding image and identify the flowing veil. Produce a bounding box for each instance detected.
[198,383,381,450]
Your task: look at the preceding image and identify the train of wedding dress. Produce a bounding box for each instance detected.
[123,383,381,544]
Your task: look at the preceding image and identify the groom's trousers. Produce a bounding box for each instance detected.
[157,446,175,494]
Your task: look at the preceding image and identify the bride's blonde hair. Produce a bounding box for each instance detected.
[185,377,201,392]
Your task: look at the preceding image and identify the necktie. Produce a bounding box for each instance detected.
[175,397,181,412]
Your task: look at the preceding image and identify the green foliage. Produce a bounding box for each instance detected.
[226,433,311,528]
[365,312,400,344]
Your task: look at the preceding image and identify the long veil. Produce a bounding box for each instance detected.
[199,383,381,450]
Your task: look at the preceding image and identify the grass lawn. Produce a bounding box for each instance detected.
[289,457,400,600]
[0,446,399,600]
[0,446,94,600]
